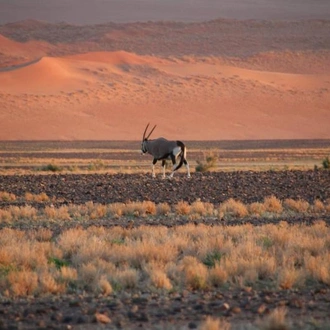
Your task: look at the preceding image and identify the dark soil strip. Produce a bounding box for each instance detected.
[0,171,329,208]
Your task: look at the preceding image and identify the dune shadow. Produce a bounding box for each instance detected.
[0,58,42,72]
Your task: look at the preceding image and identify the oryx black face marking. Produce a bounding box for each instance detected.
[141,123,191,179]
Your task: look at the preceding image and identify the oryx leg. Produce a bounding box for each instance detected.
[184,159,191,178]
[169,153,178,178]
[161,160,166,179]
[152,158,157,178]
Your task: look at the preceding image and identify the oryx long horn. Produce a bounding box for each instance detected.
[143,123,150,140]
[146,125,157,140]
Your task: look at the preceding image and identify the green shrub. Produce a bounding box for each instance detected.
[195,152,218,172]
[203,251,223,268]
[40,164,62,172]
[48,257,70,269]
[88,160,106,171]
[322,157,330,169]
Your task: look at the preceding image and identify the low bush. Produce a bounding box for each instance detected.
[322,156,330,169]
[40,164,62,172]
[195,152,218,172]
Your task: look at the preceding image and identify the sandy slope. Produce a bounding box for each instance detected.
[0,49,329,140]
[0,14,330,141]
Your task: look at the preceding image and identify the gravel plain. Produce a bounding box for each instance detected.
[0,170,330,329]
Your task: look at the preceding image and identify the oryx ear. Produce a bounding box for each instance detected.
[143,123,150,140]
[146,125,157,140]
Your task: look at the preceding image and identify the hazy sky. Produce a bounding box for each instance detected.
[1,0,330,25]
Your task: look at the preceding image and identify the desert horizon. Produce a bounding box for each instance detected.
[0,1,329,141]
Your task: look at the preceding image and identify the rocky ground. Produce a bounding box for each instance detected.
[1,170,329,207]
[0,170,330,329]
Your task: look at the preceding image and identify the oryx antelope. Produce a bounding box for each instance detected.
[141,123,191,179]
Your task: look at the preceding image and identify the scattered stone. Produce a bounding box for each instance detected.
[94,312,111,324]
[220,303,230,311]
[230,306,241,314]
[257,304,268,314]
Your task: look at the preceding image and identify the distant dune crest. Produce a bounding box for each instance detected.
[0,17,329,140]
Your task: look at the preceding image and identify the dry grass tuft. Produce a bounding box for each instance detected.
[45,205,71,220]
[0,209,12,223]
[180,256,208,289]
[0,191,16,202]
[156,202,171,215]
[141,201,157,215]
[0,212,330,297]
[175,200,191,215]
[122,201,157,217]
[200,316,230,330]
[263,196,283,214]
[145,264,173,290]
[249,202,266,216]
[219,198,248,218]
[111,268,139,289]
[277,267,304,289]
[258,307,289,330]
[311,199,325,213]
[39,270,66,294]
[208,264,228,287]
[32,228,53,241]
[25,192,50,202]
[0,195,327,224]
[108,202,126,217]
[86,202,107,219]
[8,270,38,296]
[191,199,215,217]
[9,205,37,220]
[283,198,310,213]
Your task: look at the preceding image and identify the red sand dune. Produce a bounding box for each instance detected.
[0,49,329,140]
[0,8,329,140]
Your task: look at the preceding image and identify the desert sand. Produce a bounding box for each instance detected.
[0,1,330,140]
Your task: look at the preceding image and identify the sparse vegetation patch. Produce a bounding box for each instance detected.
[195,152,218,172]
[0,221,329,299]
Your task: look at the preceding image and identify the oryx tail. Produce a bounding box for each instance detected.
[173,141,187,172]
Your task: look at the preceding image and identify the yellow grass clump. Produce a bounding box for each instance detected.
[200,316,230,330]
[25,192,50,202]
[219,198,248,218]
[45,205,71,220]
[0,209,12,223]
[0,196,328,224]
[263,195,283,214]
[258,307,289,330]
[7,270,38,296]
[9,205,37,220]
[283,198,310,213]
[311,199,325,213]
[122,201,157,217]
[0,211,330,297]
[180,256,208,289]
[249,202,266,217]
[108,202,126,217]
[156,202,171,215]
[144,263,173,290]
[191,199,215,217]
[0,191,16,202]
[175,200,191,215]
